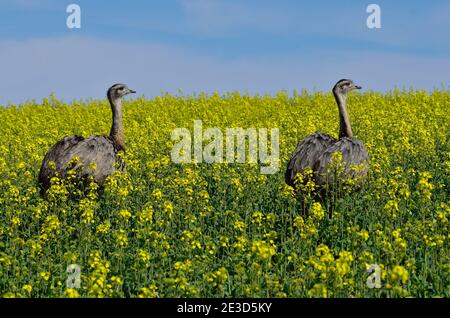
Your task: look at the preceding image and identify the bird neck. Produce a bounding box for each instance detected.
[109,96,126,151]
[334,92,353,139]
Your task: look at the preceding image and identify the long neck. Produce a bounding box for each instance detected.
[109,96,126,151]
[334,92,353,139]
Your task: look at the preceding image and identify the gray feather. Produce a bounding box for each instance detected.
[313,137,369,186]
[285,132,337,187]
[38,135,124,193]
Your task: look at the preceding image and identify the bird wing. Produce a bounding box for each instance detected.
[67,136,123,183]
[314,137,369,186]
[39,135,85,188]
[39,135,123,191]
[285,132,337,187]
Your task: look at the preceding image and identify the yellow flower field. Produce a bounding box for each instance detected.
[0,89,449,297]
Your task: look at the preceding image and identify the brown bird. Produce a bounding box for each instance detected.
[285,79,369,202]
[38,84,136,195]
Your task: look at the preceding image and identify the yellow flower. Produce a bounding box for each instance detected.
[137,249,151,266]
[119,209,132,221]
[233,220,245,232]
[293,215,305,230]
[416,172,434,202]
[79,199,96,224]
[137,205,154,224]
[111,276,123,286]
[40,271,51,281]
[335,251,353,276]
[251,240,276,261]
[152,189,163,201]
[309,202,324,220]
[390,266,409,285]
[22,284,33,294]
[233,236,247,252]
[11,216,21,228]
[308,284,328,298]
[205,267,229,287]
[357,230,369,241]
[384,200,399,218]
[116,229,128,248]
[138,285,158,298]
[64,288,80,298]
[89,162,97,171]
[163,201,174,218]
[96,221,111,234]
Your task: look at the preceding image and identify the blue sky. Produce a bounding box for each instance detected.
[0,0,449,104]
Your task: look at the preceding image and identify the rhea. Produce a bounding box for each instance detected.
[38,84,136,195]
[285,79,369,200]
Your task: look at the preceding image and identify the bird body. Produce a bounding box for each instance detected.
[38,135,124,191]
[285,79,368,191]
[313,137,368,187]
[38,84,135,195]
[285,132,337,187]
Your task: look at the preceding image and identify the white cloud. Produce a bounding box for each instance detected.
[177,0,450,54]
[0,37,448,105]
[179,0,294,36]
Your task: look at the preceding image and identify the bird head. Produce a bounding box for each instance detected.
[107,84,136,100]
[333,79,362,96]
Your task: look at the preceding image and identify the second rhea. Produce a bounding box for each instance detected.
[285,79,369,191]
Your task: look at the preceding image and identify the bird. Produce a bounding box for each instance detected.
[285,79,369,210]
[38,84,136,195]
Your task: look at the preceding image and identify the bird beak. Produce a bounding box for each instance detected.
[129,89,136,94]
[354,85,362,90]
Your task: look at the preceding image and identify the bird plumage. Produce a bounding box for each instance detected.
[285,132,337,187]
[313,137,368,187]
[38,84,135,195]
[285,79,368,193]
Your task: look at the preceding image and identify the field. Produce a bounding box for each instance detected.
[0,89,449,298]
